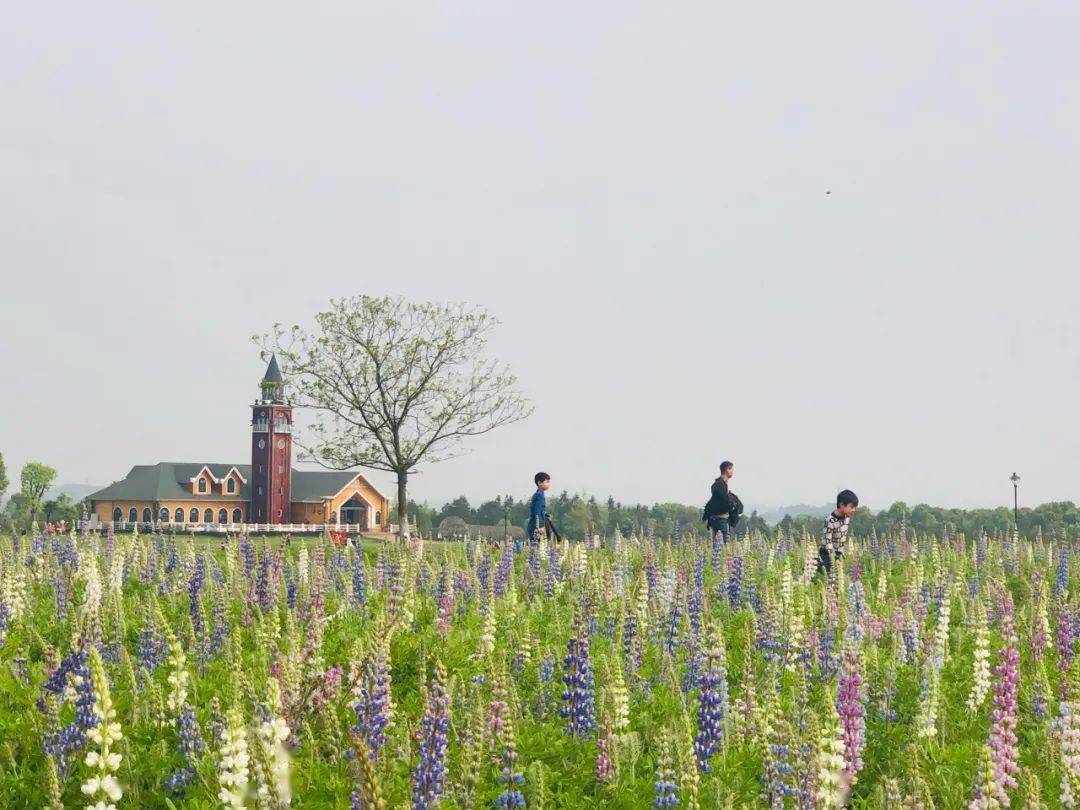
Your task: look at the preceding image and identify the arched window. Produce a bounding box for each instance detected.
[203,508,213,524]
[142,507,152,523]
[129,507,138,522]
[218,508,228,524]
[112,507,123,522]
[232,508,242,523]
[160,507,170,522]
[189,507,199,522]
[198,477,207,493]
[174,507,185,523]
[374,511,381,525]
[227,478,236,494]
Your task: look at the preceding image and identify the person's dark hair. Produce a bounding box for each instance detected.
[837,489,859,508]
[720,461,734,474]
[535,471,550,486]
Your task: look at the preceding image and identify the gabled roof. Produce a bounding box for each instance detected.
[90,463,253,502]
[291,470,360,503]
[89,463,384,504]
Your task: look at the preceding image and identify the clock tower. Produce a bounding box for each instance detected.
[250,354,292,523]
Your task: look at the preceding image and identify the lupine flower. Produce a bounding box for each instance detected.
[411,659,450,810]
[354,638,393,757]
[352,548,367,608]
[966,597,992,712]
[164,701,204,794]
[561,619,597,737]
[80,647,123,810]
[694,621,729,773]
[816,698,847,808]
[595,722,617,785]
[987,589,1020,804]
[836,639,865,785]
[969,739,1003,810]
[653,730,679,807]
[256,681,292,806]
[217,708,251,808]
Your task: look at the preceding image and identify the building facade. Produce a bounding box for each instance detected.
[89,356,391,531]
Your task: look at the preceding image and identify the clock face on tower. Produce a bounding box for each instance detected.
[258,439,266,449]
[277,438,286,449]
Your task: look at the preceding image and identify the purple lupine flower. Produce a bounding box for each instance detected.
[239,535,255,577]
[411,660,450,810]
[256,550,275,610]
[694,623,729,773]
[837,639,865,786]
[561,619,597,736]
[41,647,95,766]
[988,589,1020,803]
[664,587,682,658]
[1057,542,1070,595]
[352,550,367,608]
[164,701,204,793]
[494,544,513,598]
[727,555,744,609]
[137,617,169,674]
[354,645,393,756]
[624,601,642,677]
[189,554,207,635]
[1059,596,1073,699]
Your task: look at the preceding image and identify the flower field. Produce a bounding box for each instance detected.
[0,524,1074,808]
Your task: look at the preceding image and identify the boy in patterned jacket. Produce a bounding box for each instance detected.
[817,489,859,577]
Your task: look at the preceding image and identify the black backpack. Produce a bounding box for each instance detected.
[728,493,744,528]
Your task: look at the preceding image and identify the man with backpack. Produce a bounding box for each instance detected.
[702,461,742,543]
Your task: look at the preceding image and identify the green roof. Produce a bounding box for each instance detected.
[89,463,368,504]
[262,354,284,383]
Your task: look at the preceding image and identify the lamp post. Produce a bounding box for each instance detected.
[1009,472,1020,527]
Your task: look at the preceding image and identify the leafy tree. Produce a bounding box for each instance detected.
[0,451,8,503]
[44,493,80,526]
[19,461,57,525]
[260,296,531,535]
[439,496,475,524]
[474,498,505,526]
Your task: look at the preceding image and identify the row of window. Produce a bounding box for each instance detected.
[112,506,243,524]
[197,477,237,494]
[110,506,383,525]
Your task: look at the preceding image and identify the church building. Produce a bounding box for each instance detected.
[90,356,391,532]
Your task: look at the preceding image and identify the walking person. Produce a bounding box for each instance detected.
[816,489,859,577]
[702,461,740,545]
[528,471,562,544]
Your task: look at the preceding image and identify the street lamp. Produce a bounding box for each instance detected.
[1009,472,1020,527]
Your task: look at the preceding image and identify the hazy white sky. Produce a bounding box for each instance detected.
[3,2,1078,511]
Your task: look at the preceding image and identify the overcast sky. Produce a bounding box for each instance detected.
[3,2,1078,511]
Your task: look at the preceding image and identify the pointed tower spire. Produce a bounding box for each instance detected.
[260,354,285,403]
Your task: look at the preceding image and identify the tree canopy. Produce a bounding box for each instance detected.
[260,296,531,534]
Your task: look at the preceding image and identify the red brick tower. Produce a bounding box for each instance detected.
[250,354,292,524]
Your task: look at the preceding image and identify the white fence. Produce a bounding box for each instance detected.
[99,521,396,536]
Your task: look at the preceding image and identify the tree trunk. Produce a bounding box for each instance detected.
[396,470,409,540]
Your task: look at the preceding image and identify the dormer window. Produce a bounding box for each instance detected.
[227,478,236,494]
[198,477,207,493]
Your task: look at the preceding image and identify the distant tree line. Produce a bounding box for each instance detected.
[403,491,1080,541]
[405,493,703,540]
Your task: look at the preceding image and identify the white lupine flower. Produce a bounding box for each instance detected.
[81,649,123,809]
